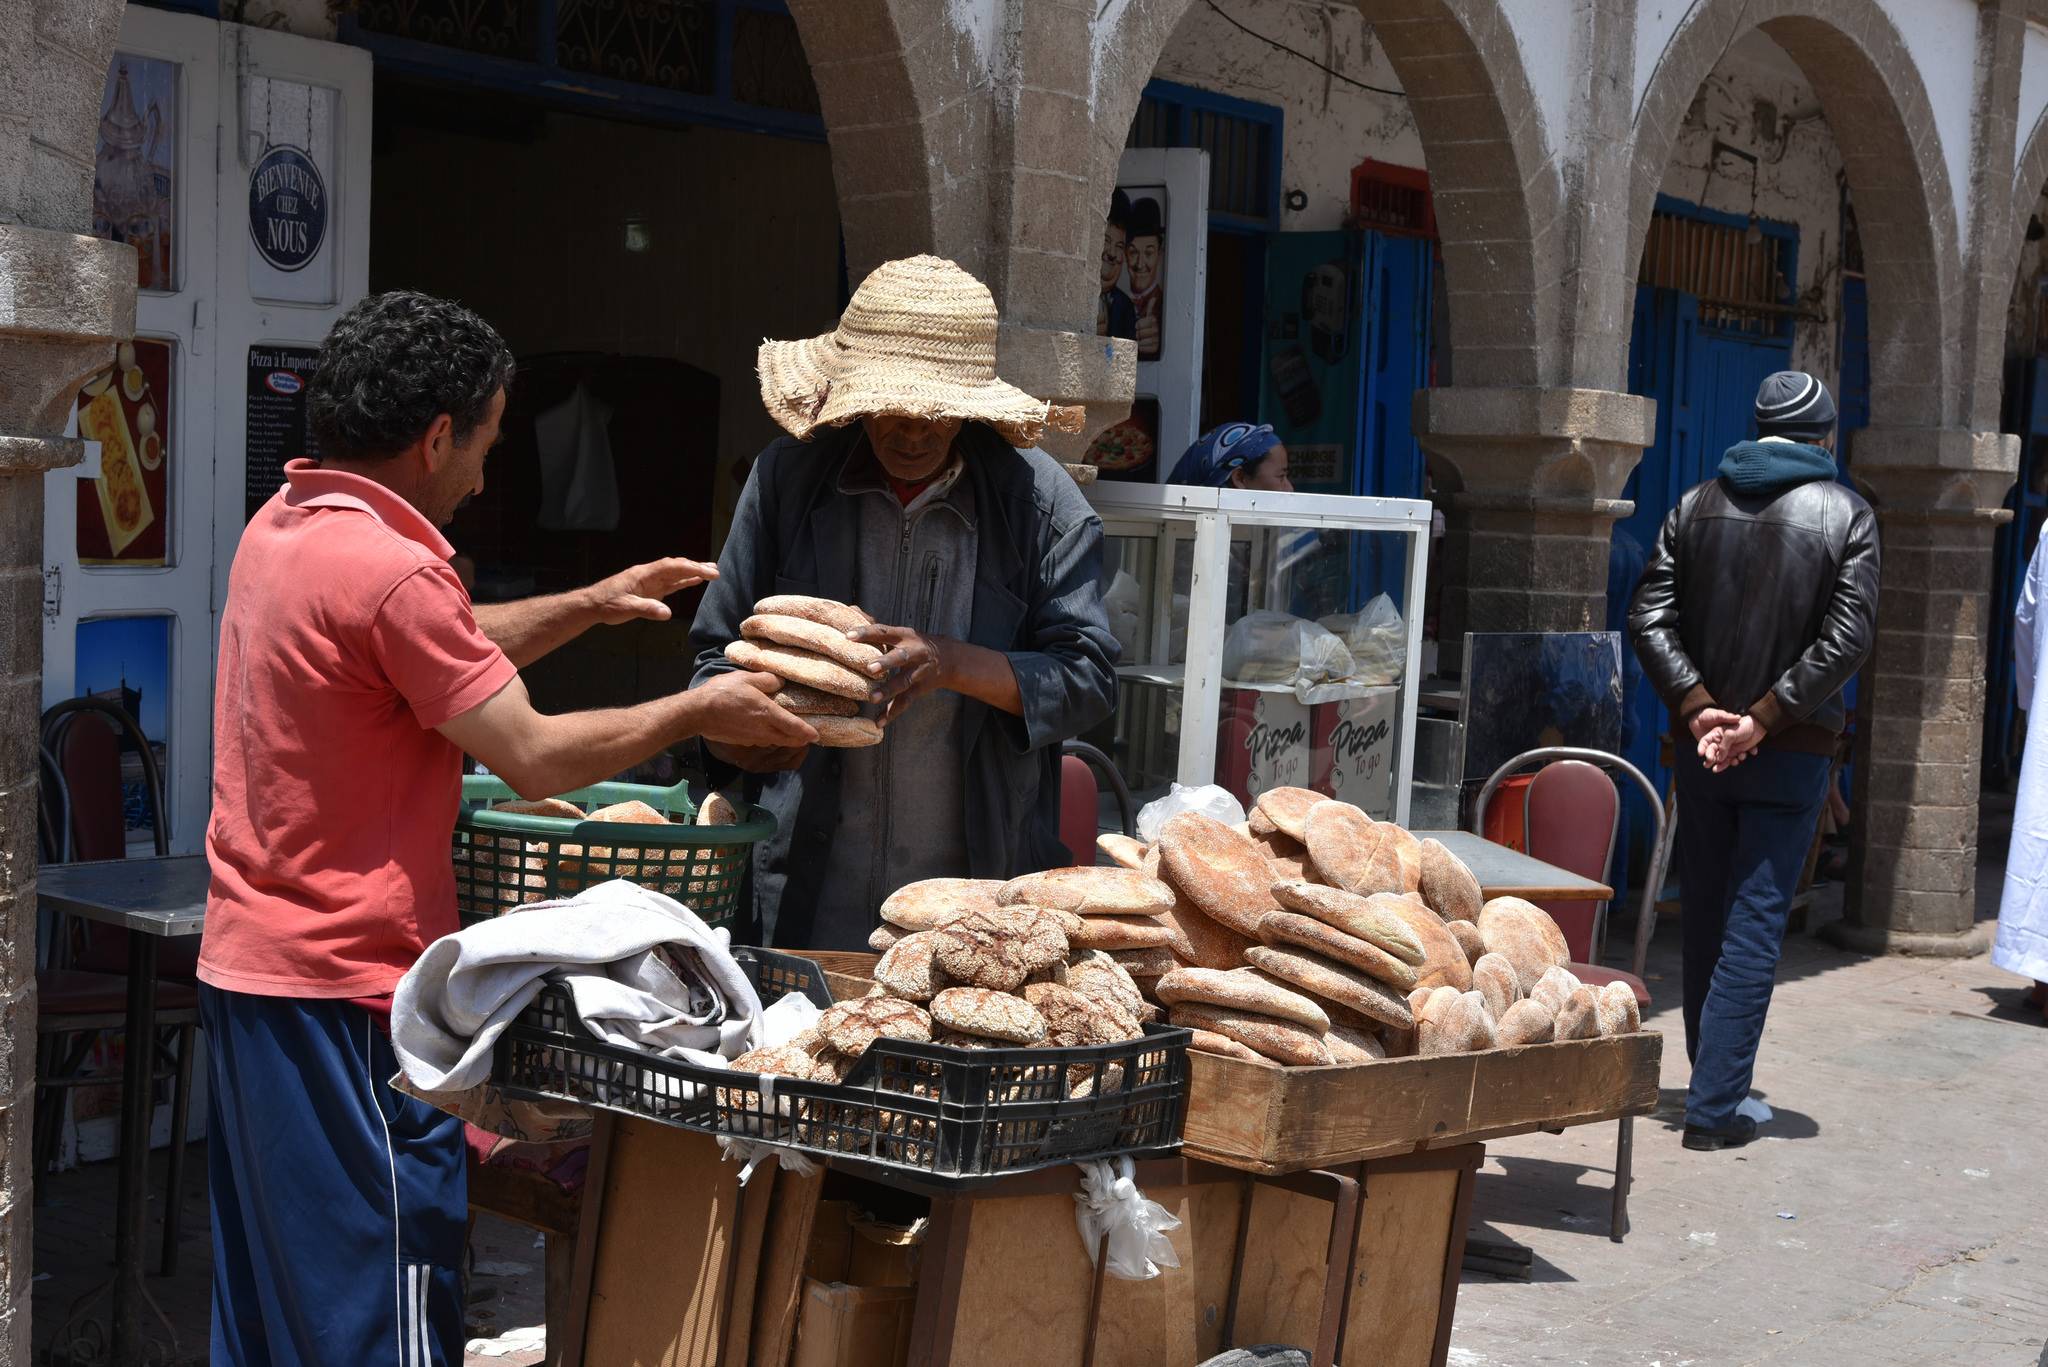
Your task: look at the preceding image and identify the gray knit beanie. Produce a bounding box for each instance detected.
[1754,371,1836,442]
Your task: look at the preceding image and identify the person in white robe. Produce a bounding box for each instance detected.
[1995,526,2048,1007]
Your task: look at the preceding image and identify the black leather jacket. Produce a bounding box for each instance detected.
[1628,473,1879,741]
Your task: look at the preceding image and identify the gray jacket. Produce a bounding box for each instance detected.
[689,424,1120,948]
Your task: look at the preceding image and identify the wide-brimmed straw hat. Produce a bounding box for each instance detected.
[757,255,1084,449]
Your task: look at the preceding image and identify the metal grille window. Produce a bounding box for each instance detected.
[555,0,715,94]
[1126,79,1281,229]
[1639,210,1796,338]
[352,0,538,58]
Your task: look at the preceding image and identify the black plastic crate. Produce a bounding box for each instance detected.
[492,948,1190,1189]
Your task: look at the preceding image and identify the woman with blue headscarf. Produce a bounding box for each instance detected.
[1168,422,1295,492]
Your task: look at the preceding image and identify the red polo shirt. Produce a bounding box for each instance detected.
[199,461,517,999]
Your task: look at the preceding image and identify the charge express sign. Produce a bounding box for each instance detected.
[248,144,326,272]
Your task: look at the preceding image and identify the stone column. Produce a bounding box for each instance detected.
[1414,387,1655,668]
[1828,428,2018,957]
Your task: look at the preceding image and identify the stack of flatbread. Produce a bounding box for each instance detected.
[722,595,887,748]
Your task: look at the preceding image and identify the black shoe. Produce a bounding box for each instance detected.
[1683,1115,1758,1151]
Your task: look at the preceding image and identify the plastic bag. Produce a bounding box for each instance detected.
[1136,783,1246,843]
[1222,611,1356,687]
[1102,569,1145,664]
[1319,594,1406,687]
[1074,1156,1183,1281]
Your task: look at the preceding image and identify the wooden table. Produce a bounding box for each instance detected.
[37,855,208,1367]
[1416,829,1611,902]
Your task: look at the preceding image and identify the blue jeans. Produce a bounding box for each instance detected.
[1672,745,1831,1129]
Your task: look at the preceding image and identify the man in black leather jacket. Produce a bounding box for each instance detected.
[1628,370,1879,1152]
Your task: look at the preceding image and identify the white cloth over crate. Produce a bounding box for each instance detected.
[1997,526,2048,984]
[392,879,762,1095]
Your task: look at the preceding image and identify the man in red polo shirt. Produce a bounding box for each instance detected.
[198,290,815,1365]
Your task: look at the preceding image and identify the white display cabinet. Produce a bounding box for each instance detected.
[1083,483,1431,826]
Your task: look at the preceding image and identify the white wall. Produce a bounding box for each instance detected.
[2018,22,2048,182]
[1633,0,1691,116]
[1871,0,1976,249]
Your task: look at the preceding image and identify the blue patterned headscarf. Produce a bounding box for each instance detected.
[1167,422,1283,487]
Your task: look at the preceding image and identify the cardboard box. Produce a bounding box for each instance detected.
[1215,686,1312,806]
[791,1280,915,1367]
[848,1214,925,1288]
[1311,686,1399,817]
[805,1200,856,1284]
[1217,682,1400,818]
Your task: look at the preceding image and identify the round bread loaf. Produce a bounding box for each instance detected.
[724,639,873,700]
[1595,981,1641,1036]
[1326,1024,1386,1064]
[1447,918,1488,965]
[1022,982,1138,1045]
[584,798,665,824]
[933,907,1069,991]
[1242,944,1414,1030]
[1110,946,1177,977]
[873,932,949,1002]
[1066,952,1148,1021]
[1477,897,1572,995]
[1555,986,1601,1040]
[1407,986,1432,1018]
[1185,1028,1265,1063]
[1269,881,1424,964]
[1158,812,1282,938]
[868,923,902,953]
[751,594,875,635]
[1378,897,1473,994]
[1496,998,1556,1047]
[1023,905,1087,940]
[1166,1002,1333,1067]
[1246,805,1282,839]
[931,1029,1000,1050]
[697,793,741,826]
[880,877,1004,931]
[1096,833,1151,870]
[930,987,1048,1044]
[1528,965,1584,1018]
[1266,850,1312,883]
[1067,915,1176,950]
[1256,910,1419,991]
[999,867,1175,919]
[1471,953,1522,1025]
[1159,897,1258,970]
[1382,823,1424,891]
[741,613,884,673]
[818,997,933,1056]
[807,716,884,748]
[728,1043,831,1080]
[1419,991,1495,1056]
[1254,786,1324,843]
[771,682,862,717]
[1156,967,1331,1033]
[491,797,586,820]
[1303,802,1413,897]
[1417,838,1483,922]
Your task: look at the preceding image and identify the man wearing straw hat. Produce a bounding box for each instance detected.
[691,255,1121,949]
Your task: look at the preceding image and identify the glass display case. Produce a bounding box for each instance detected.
[1082,482,1431,825]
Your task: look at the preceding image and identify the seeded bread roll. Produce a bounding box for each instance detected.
[770,682,862,717]
[1379,897,1475,994]
[1417,838,1484,922]
[933,907,1070,991]
[1023,982,1139,1045]
[1067,915,1176,951]
[880,877,1004,931]
[751,594,875,635]
[1595,980,1642,1036]
[1555,986,1601,1041]
[873,932,949,1002]
[1185,1028,1265,1063]
[1447,918,1488,965]
[1242,944,1414,1031]
[1305,802,1417,897]
[1477,897,1572,995]
[818,997,933,1056]
[1419,990,1495,1056]
[930,987,1048,1044]
[1269,881,1425,964]
[1497,998,1556,1047]
[1471,952,1522,1025]
[1326,1024,1387,1064]
[728,1043,832,1080]
[724,639,873,700]
[1167,1002,1333,1067]
[1528,965,1584,1018]
[1066,951,1148,1022]
[1156,967,1332,1033]
[999,867,1175,918]
[1257,910,1419,991]
[741,613,885,673]
[1096,833,1151,870]
[1253,786,1324,843]
[1159,812,1286,938]
[808,716,884,748]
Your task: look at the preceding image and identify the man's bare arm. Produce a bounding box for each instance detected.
[473,557,718,668]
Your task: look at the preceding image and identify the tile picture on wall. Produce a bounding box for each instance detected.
[92,55,177,291]
[72,338,172,566]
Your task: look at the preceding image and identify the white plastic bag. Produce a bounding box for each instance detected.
[1102,569,1145,664]
[1319,594,1406,687]
[1073,1157,1183,1281]
[1136,783,1246,843]
[1222,611,1356,688]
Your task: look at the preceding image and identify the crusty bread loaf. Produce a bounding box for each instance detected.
[1065,951,1148,1022]
[1185,1029,1265,1063]
[1066,915,1176,950]
[1269,880,1425,964]
[1257,909,1419,991]
[1242,944,1414,1030]
[808,715,884,748]
[724,639,873,700]
[1555,986,1601,1040]
[998,867,1175,918]
[1378,897,1473,994]
[1496,998,1556,1047]
[1417,838,1483,922]
[751,594,875,635]
[1022,982,1139,1045]
[1528,965,1583,1018]
[873,932,949,1002]
[1158,812,1283,937]
[1326,1024,1387,1063]
[1304,802,1413,897]
[880,877,1004,931]
[1159,896,1258,970]
[1167,1003,1333,1067]
[1419,990,1496,1055]
[932,907,1070,991]
[1477,897,1572,995]
[1594,980,1641,1036]
[868,923,902,953]
[741,613,884,673]
[770,682,862,717]
[728,1043,833,1082]
[1156,967,1332,1033]
[1097,833,1151,870]
[929,987,1048,1044]
[1253,786,1324,843]
[1447,918,1488,965]
[818,997,933,1056]
[1471,952,1522,1025]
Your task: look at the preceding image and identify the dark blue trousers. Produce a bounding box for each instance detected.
[200,986,467,1366]
[1672,745,1831,1130]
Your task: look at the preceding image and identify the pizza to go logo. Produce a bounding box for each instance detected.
[248,144,327,272]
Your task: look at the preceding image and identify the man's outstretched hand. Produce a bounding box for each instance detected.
[588,558,720,625]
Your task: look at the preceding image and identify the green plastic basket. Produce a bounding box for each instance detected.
[452,775,776,929]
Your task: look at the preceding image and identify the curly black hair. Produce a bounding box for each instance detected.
[306,291,516,461]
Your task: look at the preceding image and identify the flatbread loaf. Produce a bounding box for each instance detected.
[741,613,884,673]
[1270,881,1424,964]
[1067,915,1176,950]
[809,716,884,748]
[1167,1002,1333,1067]
[491,798,586,820]
[1379,897,1475,994]
[1528,965,1583,1017]
[1595,980,1641,1036]
[1186,1028,1266,1063]
[1158,812,1282,938]
[1471,953,1522,1024]
[1555,986,1601,1040]
[1326,1025,1387,1064]
[1246,805,1282,839]
[1096,833,1151,870]
[752,594,875,635]
[1447,918,1488,965]
[1497,998,1556,1047]
[1109,946,1177,977]
[932,907,1069,991]
[1304,802,1415,897]
[998,867,1175,918]
[1419,990,1495,1056]
[1257,910,1419,991]
[1156,967,1331,1033]
[772,683,862,717]
[724,639,873,700]
[697,793,740,825]
[1159,897,1257,970]
[1253,786,1324,843]
[880,877,1004,931]
[930,987,1047,1044]
[586,800,668,825]
[1242,944,1414,1031]
[1417,838,1484,922]
[1477,897,1572,995]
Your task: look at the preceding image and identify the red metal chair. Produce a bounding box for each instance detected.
[36,697,200,1275]
[1059,740,1136,865]
[1476,746,1671,1242]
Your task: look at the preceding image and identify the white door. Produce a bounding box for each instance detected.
[1114,148,1208,482]
[44,7,222,856]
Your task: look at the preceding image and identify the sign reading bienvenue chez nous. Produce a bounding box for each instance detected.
[248,144,325,273]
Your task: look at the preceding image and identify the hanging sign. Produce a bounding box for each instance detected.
[248,143,326,273]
